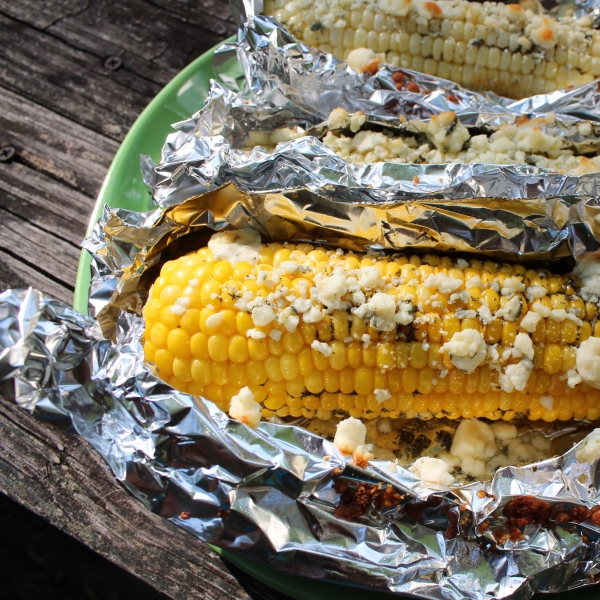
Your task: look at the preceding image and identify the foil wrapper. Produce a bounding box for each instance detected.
[145,0,600,206]
[3,182,600,598]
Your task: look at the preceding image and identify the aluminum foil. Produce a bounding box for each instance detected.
[3,179,600,597]
[145,0,600,206]
[3,267,600,599]
[4,1,600,596]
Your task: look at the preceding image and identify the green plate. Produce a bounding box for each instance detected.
[73,41,599,600]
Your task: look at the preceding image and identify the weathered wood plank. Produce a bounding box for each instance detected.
[0,1,296,597]
[143,0,237,30]
[0,13,161,141]
[47,0,235,67]
[0,0,89,29]
[0,205,81,289]
[0,249,73,304]
[0,0,236,110]
[0,85,118,198]
[0,396,289,600]
[0,160,91,246]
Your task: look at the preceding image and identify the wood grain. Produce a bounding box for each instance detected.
[0,0,289,597]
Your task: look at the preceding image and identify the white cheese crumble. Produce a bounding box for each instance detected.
[477,303,494,325]
[334,417,367,454]
[573,254,600,303]
[576,337,600,390]
[374,388,392,403]
[327,107,351,130]
[377,417,392,434]
[346,47,383,74]
[316,271,348,309]
[228,386,261,428]
[576,429,600,464]
[247,328,266,339]
[490,421,518,442]
[269,329,282,341]
[532,302,551,318]
[513,332,534,360]
[396,302,414,325]
[208,228,261,266]
[566,368,582,388]
[520,311,541,333]
[501,276,525,296]
[423,273,462,294]
[504,359,534,391]
[427,111,470,154]
[358,266,379,289]
[442,329,487,374]
[409,457,454,486]
[449,418,498,478]
[291,298,312,313]
[539,395,554,411]
[170,305,186,316]
[354,292,397,331]
[303,306,324,323]
[526,285,547,301]
[311,340,333,357]
[252,304,276,326]
[495,295,522,322]
[466,276,483,289]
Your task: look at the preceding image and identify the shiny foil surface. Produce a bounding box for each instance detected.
[2,283,600,599]
[3,0,600,596]
[146,0,600,207]
[3,182,600,598]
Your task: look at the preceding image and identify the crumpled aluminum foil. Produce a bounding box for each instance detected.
[145,0,600,206]
[4,0,600,596]
[1,281,600,600]
[3,180,600,598]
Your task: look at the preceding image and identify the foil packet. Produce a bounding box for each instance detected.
[3,181,600,598]
[146,0,600,207]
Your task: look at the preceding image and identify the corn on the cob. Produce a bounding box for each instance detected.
[250,109,600,175]
[143,228,600,423]
[263,0,600,99]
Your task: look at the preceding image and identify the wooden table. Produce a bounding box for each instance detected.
[0,2,291,598]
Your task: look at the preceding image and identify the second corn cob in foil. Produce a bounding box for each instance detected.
[264,0,600,99]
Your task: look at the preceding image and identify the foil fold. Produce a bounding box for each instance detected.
[144,1,600,207]
[2,283,600,599]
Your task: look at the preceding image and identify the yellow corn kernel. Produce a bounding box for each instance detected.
[248,337,268,361]
[280,352,299,381]
[228,335,249,363]
[305,370,324,394]
[355,366,374,395]
[211,361,229,386]
[283,330,304,354]
[329,340,347,371]
[543,344,562,375]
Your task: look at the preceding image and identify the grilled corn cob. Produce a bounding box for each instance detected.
[143,228,600,423]
[263,0,600,99]
[252,109,600,175]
